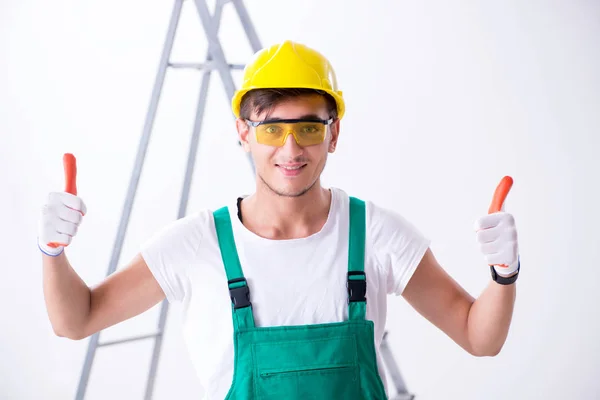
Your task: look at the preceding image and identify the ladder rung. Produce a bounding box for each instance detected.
[169,61,245,70]
[98,332,162,347]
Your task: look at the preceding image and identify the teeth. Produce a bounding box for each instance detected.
[281,165,302,170]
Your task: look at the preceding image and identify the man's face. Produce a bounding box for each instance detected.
[237,94,340,198]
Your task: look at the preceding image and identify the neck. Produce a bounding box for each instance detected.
[242,181,332,240]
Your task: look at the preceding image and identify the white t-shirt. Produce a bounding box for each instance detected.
[140,187,430,399]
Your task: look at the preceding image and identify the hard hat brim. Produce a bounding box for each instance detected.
[232,87,345,120]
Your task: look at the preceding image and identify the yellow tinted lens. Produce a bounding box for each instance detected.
[255,122,326,146]
[256,123,286,146]
[295,122,326,145]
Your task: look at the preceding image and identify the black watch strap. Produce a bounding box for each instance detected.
[490,261,520,285]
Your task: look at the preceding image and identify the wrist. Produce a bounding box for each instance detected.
[494,267,518,278]
[490,259,520,285]
[38,238,64,257]
[493,256,520,277]
[496,270,518,278]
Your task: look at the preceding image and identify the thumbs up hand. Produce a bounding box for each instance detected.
[38,154,87,257]
[473,176,520,277]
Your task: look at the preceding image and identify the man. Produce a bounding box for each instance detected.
[39,40,520,399]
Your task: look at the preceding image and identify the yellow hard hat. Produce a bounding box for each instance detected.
[231,40,345,119]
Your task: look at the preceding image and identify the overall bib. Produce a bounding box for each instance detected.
[213,197,388,399]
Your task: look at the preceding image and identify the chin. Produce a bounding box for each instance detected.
[261,175,317,198]
[273,183,313,198]
[276,187,311,197]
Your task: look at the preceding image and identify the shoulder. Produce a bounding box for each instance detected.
[367,200,430,253]
[334,187,430,255]
[366,200,418,237]
[331,187,421,236]
[362,198,431,295]
[141,208,219,252]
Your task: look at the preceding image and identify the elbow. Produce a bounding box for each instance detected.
[472,349,502,358]
[52,325,88,341]
[468,343,504,357]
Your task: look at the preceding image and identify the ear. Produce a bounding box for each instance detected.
[328,118,341,153]
[236,118,251,152]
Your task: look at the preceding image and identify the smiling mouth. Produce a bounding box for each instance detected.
[276,164,306,170]
[275,163,307,176]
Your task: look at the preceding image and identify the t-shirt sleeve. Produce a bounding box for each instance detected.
[139,212,205,303]
[367,201,431,296]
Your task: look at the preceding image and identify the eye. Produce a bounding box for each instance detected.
[302,125,320,134]
[264,125,282,134]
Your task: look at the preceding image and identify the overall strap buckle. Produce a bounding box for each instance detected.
[347,271,367,303]
[228,277,252,309]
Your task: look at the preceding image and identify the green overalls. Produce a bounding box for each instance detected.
[213,197,388,399]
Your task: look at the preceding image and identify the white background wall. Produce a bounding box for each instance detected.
[2,0,599,399]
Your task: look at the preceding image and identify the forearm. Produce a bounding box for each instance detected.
[467,278,516,356]
[42,251,91,338]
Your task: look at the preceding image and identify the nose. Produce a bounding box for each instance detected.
[279,131,304,157]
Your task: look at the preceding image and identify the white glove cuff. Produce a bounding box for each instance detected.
[38,237,64,257]
[493,257,520,277]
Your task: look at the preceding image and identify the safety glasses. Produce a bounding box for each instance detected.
[245,118,334,147]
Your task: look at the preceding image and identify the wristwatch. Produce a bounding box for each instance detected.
[490,260,520,285]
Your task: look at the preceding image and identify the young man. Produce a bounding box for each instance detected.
[39,40,520,399]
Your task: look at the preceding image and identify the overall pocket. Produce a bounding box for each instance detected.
[253,335,361,399]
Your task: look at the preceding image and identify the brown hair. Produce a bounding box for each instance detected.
[239,88,338,120]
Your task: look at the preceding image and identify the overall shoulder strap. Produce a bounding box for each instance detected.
[213,206,255,330]
[347,197,367,321]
